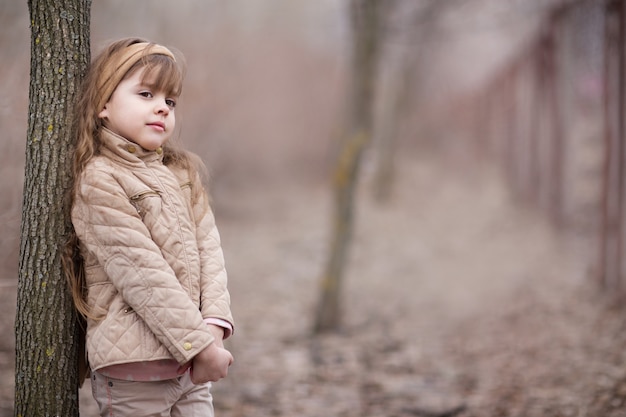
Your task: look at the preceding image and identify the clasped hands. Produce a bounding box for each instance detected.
[177,324,234,384]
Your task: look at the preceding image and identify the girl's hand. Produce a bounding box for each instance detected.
[206,324,225,349]
[190,342,234,384]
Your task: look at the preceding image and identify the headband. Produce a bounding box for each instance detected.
[96,42,176,113]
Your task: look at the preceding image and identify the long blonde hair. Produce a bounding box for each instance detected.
[63,37,206,318]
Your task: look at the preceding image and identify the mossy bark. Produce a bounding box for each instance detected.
[15,1,90,415]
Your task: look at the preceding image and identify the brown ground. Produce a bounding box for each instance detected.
[3,149,626,417]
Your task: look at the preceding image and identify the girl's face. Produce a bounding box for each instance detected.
[98,67,177,151]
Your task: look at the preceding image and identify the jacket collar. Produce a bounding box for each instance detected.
[99,128,165,165]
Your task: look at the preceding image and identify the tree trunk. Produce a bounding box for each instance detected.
[15,1,90,415]
[314,0,382,334]
[598,0,624,291]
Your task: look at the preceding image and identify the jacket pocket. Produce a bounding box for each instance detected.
[179,181,194,215]
[86,265,116,319]
[129,189,162,224]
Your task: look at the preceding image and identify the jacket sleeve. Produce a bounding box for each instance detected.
[72,168,214,364]
[193,180,234,333]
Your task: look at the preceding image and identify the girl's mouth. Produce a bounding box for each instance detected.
[148,122,165,131]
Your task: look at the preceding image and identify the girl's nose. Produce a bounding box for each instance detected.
[156,100,169,115]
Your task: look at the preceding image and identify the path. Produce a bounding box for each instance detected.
[16,147,626,416]
[205,148,620,416]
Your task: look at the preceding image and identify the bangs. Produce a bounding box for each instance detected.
[130,54,183,97]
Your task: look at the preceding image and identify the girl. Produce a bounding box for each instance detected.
[63,37,234,416]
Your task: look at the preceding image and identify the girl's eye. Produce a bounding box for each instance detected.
[139,91,153,98]
[165,99,177,108]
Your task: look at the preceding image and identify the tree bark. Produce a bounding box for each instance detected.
[15,1,90,415]
[598,0,623,291]
[314,0,382,334]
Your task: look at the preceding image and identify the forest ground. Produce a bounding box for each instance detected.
[3,147,626,416]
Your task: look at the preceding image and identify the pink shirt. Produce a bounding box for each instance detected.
[98,318,232,381]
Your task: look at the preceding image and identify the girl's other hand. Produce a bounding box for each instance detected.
[177,361,192,375]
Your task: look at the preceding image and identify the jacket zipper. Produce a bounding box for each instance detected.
[130,190,160,201]
[129,190,160,216]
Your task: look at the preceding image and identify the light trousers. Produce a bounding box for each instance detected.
[91,371,214,417]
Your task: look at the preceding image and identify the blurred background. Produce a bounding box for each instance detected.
[3,0,626,416]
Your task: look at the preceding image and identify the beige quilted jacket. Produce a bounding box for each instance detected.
[72,128,233,371]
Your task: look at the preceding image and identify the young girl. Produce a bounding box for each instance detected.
[63,37,234,416]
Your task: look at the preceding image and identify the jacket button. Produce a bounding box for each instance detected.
[183,342,192,351]
[156,147,163,155]
[127,145,137,153]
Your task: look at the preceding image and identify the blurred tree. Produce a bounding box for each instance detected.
[314,0,384,333]
[372,1,441,201]
[15,1,91,415]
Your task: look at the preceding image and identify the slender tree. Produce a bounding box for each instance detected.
[314,0,383,333]
[599,0,626,291]
[15,1,90,415]
[372,1,442,202]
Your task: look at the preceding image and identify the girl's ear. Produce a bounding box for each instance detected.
[98,105,108,119]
